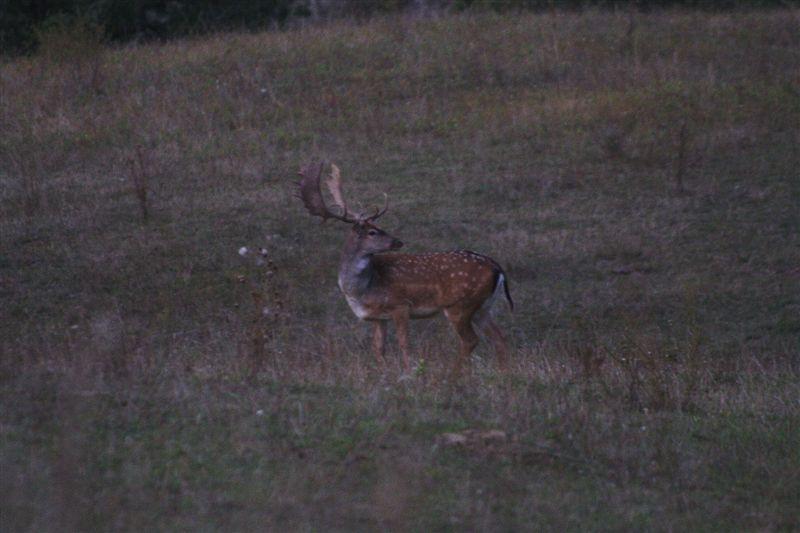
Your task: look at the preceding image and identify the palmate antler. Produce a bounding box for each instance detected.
[327,164,347,215]
[297,162,356,223]
[296,162,389,224]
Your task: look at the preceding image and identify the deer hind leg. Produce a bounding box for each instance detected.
[390,308,411,372]
[444,307,480,374]
[372,320,388,365]
[473,312,509,370]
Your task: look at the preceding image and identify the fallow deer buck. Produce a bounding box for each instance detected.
[296,162,513,373]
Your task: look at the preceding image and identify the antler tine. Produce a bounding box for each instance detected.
[366,192,389,222]
[296,162,355,223]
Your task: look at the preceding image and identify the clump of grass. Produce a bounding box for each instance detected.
[6,150,43,217]
[128,146,152,223]
[235,246,287,376]
[674,120,690,195]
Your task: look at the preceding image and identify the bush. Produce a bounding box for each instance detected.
[34,13,105,64]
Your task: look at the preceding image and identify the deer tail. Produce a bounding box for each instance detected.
[496,271,514,312]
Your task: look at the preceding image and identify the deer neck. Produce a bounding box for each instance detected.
[338,250,375,296]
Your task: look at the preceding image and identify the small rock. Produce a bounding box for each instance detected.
[438,433,468,447]
[480,430,507,443]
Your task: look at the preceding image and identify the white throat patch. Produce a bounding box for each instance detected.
[338,257,371,293]
[344,294,370,319]
[354,257,370,272]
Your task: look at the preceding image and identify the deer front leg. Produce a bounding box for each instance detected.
[372,320,387,365]
[390,308,411,372]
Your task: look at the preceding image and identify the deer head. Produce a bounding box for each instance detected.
[297,162,402,254]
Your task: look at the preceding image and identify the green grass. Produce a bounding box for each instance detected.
[2,8,799,531]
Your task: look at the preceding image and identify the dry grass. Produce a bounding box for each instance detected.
[1,9,799,531]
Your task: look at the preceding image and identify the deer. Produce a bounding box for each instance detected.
[296,162,513,373]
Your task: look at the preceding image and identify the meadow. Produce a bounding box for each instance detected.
[1,8,799,530]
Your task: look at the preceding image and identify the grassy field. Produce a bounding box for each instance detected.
[2,8,799,531]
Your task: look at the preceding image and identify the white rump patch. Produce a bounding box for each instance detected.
[473,273,508,327]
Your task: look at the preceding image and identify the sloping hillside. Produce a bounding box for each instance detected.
[1,10,799,530]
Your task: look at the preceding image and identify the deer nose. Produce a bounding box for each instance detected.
[391,239,403,250]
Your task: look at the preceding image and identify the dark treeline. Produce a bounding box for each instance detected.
[1,0,795,54]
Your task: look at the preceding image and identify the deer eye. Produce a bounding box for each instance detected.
[367,229,378,236]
